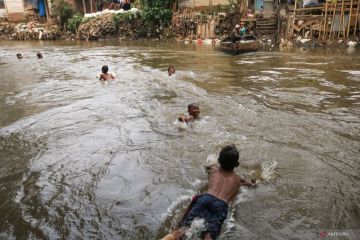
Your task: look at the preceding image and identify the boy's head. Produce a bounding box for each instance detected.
[102,65,109,74]
[16,53,23,59]
[218,144,239,171]
[187,103,200,118]
[37,53,43,59]
[168,65,175,76]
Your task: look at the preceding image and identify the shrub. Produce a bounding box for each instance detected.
[51,0,74,29]
[67,13,83,33]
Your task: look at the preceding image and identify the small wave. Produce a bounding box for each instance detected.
[261,70,282,75]
[236,61,257,64]
[339,70,360,75]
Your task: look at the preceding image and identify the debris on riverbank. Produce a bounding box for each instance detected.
[0,22,15,39]
[10,22,62,40]
[77,9,144,40]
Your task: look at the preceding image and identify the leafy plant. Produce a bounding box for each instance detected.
[140,0,173,36]
[51,0,74,29]
[113,11,135,28]
[67,13,83,33]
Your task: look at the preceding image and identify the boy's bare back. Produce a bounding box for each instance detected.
[207,165,243,203]
[99,73,115,81]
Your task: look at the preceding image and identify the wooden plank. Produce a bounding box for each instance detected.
[347,0,353,37]
[292,0,298,36]
[82,0,86,13]
[354,0,360,35]
[323,0,329,39]
[329,0,338,38]
[291,22,301,31]
[338,0,345,37]
[293,6,324,11]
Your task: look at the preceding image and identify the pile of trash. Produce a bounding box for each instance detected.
[11,22,61,40]
[78,14,117,40]
[77,9,143,40]
[0,22,15,38]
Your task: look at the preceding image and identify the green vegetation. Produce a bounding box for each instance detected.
[67,13,83,33]
[113,11,137,28]
[50,0,73,29]
[140,0,173,36]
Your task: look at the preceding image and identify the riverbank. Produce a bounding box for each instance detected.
[1,17,359,49]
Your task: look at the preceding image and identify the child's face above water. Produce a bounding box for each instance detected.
[188,106,200,117]
[168,67,175,76]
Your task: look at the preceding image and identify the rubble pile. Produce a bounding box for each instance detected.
[0,22,15,38]
[11,22,61,40]
[77,12,144,40]
[78,14,117,40]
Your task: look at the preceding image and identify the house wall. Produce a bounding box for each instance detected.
[4,0,25,21]
[68,0,97,13]
[178,0,229,9]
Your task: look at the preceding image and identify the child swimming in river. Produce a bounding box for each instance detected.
[99,65,116,81]
[168,65,176,76]
[178,103,200,123]
[161,144,257,240]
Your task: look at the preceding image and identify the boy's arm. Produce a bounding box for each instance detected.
[178,115,191,122]
[205,164,216,176]
[240,177,257,188]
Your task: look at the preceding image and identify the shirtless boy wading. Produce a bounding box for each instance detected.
[162,145,256,240]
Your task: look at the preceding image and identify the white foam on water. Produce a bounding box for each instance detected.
[261,70,282,75]
[339,70,360,75]
[260,159,278,182]
[173,120,188,130]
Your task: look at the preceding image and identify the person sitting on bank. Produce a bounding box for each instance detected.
[161,144,257,240]
[99,65,116,81]
[230,24,242,42]
[258,6,265,19]
[168,65,176,76]
[240,23,247,36]
[122,0,130,11]
[178,103,200,123]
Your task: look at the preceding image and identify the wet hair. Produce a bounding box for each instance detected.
[37,53,43,59]
[187,103,199,111]
[102,65,109,74]
[16,53,23,59]
[218,144,239,171]
[168,65,175,73]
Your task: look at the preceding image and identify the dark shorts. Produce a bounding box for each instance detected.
[178,193,228,239]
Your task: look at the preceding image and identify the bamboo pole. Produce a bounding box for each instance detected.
[320,11,324,38]
[323,0,329,39]
[354,0,360,35]
[347,0,353,37]
[338,0,344,38]
[82,0,87,14]
[291,0,298,36]
[342,0,346,36]
[44,0,49,22]
[330,0,338,38]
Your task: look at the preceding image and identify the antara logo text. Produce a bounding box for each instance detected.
[319,231,350,238]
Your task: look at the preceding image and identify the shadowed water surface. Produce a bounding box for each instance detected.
[0,40,359,239]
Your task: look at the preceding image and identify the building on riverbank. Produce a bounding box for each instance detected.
[0,0,96,22]
[280,0,360,41]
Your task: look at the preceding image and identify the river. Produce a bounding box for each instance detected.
[0,40,359,240]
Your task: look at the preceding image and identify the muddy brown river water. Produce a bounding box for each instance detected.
[0,40,359,240]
